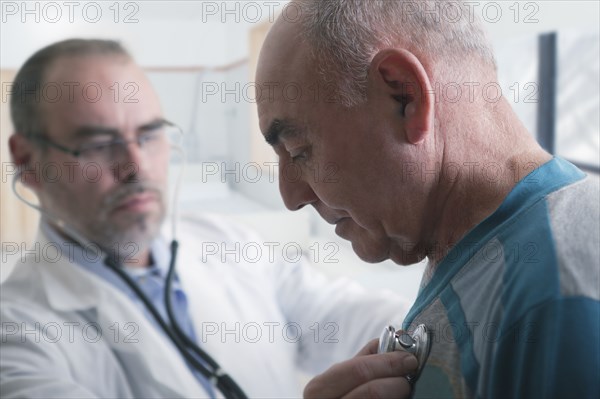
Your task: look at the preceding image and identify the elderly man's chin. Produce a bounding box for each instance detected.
[335,219,391,263]
[388,250,425,266]
[343,229,425,266]
[340,233,390,263]
[349,241,390,263]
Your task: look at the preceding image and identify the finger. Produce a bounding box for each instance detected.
[304,351,418,398]
[356,338,381,356]
[342,376,412,399]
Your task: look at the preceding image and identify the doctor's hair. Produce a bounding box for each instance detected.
[10,39,131,140]
[294,0,497,107]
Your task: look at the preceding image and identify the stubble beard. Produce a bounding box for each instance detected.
[43,182,167,263]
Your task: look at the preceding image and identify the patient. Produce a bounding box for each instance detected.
[0,39,411,398]
[256,0,600,398]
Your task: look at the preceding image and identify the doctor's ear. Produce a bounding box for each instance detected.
[9,133,40,189]
[368,49,434,145]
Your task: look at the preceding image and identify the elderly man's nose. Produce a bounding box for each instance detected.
[279,174,318,211]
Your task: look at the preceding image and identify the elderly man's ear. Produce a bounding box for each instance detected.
[9,133,41,190]
[368,48,434,145]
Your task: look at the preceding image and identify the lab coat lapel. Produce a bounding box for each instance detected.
[35,232,209,398]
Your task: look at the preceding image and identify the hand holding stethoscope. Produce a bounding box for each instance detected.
[303,325,431,398]
[378,324,431,384]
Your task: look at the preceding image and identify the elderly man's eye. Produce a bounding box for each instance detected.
[290,148,309,162]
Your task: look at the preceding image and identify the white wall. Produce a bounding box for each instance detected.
[0,1,280,67]
[1,1,598,298]
[4,1,598,66]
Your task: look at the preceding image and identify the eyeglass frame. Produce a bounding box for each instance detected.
[27,119,182,161]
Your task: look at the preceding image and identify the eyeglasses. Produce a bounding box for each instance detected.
[30,119,182,164]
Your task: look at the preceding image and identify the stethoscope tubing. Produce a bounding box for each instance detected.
[105,240,248,399]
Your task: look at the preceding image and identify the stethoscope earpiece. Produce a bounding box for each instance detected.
[378,324,431,383]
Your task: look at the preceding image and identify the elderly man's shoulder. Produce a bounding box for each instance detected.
[545,173,600,258]
[473,172,600,312]
[546,171,599,215]
[494,173,600,304]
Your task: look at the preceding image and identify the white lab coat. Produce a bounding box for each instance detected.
[0,215,409,398]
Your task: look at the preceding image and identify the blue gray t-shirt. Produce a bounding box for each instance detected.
[404,157,600,398]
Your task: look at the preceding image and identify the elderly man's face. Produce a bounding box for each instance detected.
[33,55,169,253]
[257,23,430,265]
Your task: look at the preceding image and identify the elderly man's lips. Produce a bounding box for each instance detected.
[325,216,350,225]
[334,218,351,237]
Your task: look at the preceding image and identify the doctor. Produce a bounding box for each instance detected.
[1,39,415,398]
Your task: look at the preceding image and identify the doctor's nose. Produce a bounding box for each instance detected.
[115,141,151,182]
[279,172,318,211]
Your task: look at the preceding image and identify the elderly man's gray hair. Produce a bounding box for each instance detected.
[296,0,496,107]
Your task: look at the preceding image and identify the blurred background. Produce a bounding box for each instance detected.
[1,1,599,303]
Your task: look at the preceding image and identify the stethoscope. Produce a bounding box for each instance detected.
[11,142,248,399]
[378,324,432,384]
[12,143,432,398]
[104,240,247,399]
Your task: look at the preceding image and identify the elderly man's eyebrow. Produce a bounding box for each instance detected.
[264,119,302,146]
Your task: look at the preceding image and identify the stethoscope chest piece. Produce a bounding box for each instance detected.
[378,324,431,383]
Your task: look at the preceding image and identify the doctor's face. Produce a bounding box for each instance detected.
[32,55,169,254]
[256,25,428,266]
